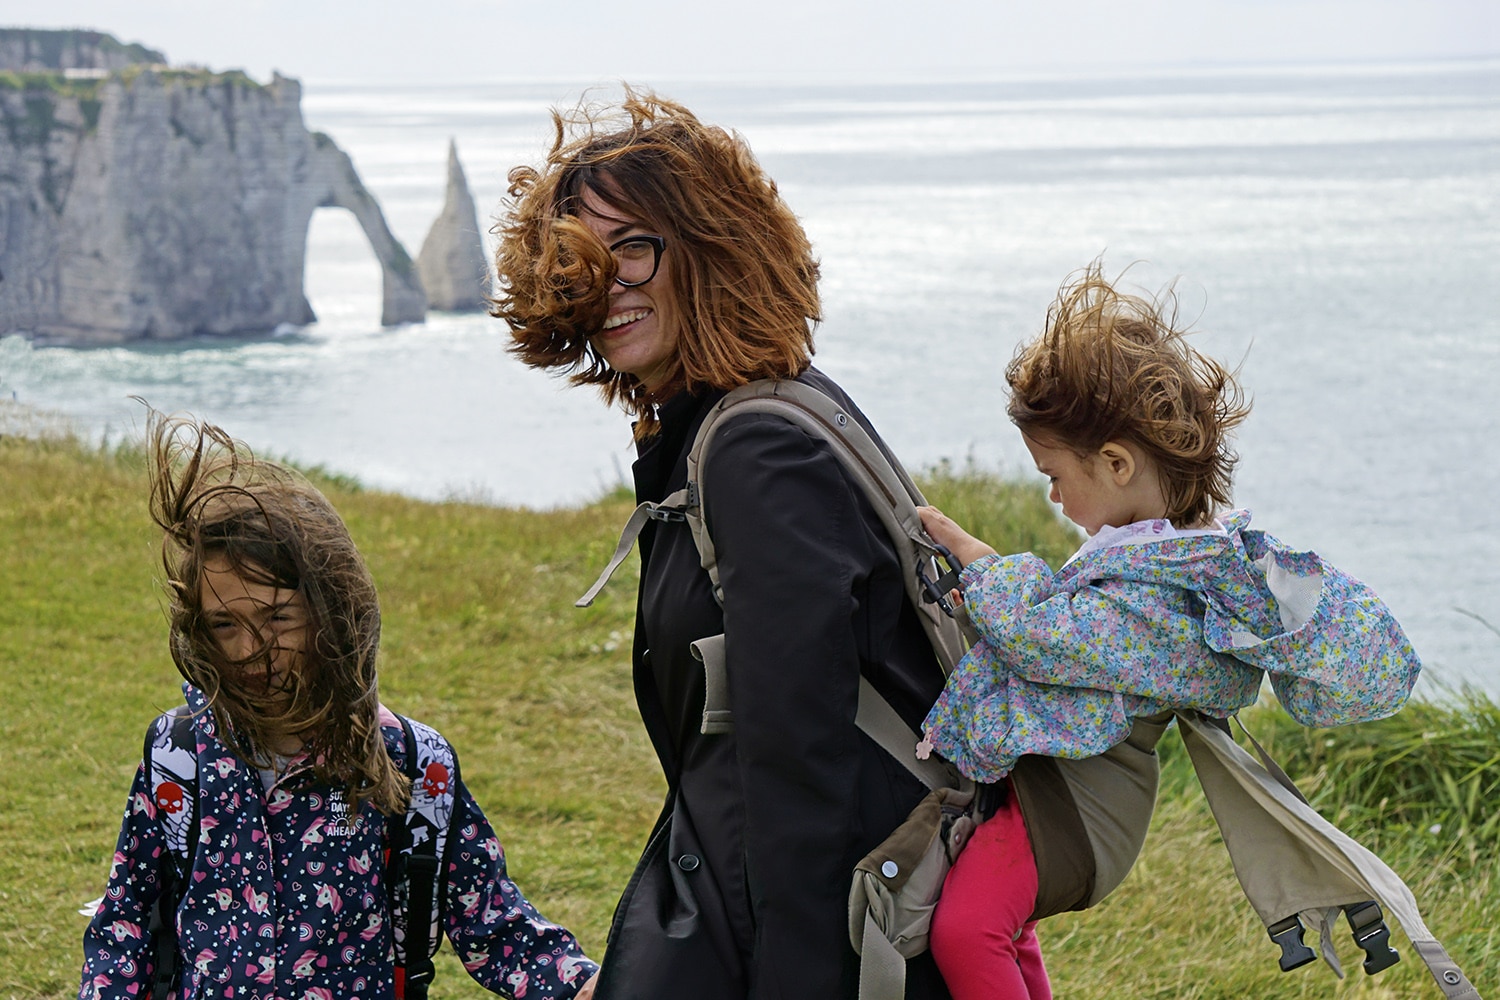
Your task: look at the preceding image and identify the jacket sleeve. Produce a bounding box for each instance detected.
[79,761,168,999]
[961,552,1227,694]
[704,413,883,999]
[441,777,599,998]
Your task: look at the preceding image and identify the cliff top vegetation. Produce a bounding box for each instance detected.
[0,65,265,94]
[0,27,164,71]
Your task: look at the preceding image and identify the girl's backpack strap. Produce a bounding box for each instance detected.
[143,706,199,1000]
[145,706,201,867]
[387,713,456,1000]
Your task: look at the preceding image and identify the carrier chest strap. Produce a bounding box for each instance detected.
[689,630,960,789]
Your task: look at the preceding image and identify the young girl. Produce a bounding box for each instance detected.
[916,264,1421,1000]
[80,415,599,1000]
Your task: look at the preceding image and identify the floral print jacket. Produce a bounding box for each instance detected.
[80,683,597,999]
[923,510,1421,783]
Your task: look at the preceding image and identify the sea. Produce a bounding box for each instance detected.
[2,60,1497,696]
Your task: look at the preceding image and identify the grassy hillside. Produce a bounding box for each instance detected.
[0,431,1492,998]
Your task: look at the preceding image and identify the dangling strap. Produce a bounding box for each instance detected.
[859,911,908,1000]
[576,490,692,607]
[1177,711,1482,998]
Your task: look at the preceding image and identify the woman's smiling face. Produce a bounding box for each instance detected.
[577,186,681,392]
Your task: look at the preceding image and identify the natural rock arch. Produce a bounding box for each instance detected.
[0,54,424,342]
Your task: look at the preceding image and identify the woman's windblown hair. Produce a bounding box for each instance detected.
[147,411,409,815]
[1006,263,1251,527]
[492,87,821,436]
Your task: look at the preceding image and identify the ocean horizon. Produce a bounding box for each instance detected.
[3,58,1497,696]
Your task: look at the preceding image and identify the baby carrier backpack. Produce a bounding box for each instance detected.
[142,707,451,1000]
[579,377,1482,1000]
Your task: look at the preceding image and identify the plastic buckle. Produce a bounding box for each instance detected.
[917,544,963,616]
[1267,915,1317,972]
[1344,901,1400,974]
[646,505,687,523]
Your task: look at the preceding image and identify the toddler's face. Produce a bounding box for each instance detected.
[1023,434,1137,536]
[199,555,309,705]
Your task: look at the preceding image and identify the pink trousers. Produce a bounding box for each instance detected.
[929,783,1051,1000]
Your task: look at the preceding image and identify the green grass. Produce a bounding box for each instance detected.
[1,429,1493,998]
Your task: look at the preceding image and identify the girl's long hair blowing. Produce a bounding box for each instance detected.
[1006,263,1251,527]
[492,88,821,437]
[147,412,408,815]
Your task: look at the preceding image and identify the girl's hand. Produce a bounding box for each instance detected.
[918,506,997,568]
[576,972,601,1000]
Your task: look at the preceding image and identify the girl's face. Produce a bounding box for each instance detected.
[1023,434,1150,536]
[199,555,309,705]
[577,186,682,392]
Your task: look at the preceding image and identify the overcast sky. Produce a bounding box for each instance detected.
[9,0,1498,84]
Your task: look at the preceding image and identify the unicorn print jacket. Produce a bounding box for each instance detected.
[923,510,1421,783]
[80,683,597,999]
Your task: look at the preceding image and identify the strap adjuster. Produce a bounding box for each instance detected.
[1344,901,1400,974]
[647,504,687,523]
[917,543,963,616]
[1267,915,1317,972]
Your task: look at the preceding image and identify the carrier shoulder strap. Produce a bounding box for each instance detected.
[581,379,973,667]
[1176,710,1481,999]
[577,377,970,792]
[144,706,198,1000]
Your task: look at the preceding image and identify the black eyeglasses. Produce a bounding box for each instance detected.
[609,235,667,287]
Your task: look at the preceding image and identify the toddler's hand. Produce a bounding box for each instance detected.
[918,506,997,568]
[576,972,601,1000]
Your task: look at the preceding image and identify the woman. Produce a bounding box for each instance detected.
[492,91,952,999]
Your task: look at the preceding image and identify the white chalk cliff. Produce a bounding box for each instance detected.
[416,139,489,313]
[0,31,426,342]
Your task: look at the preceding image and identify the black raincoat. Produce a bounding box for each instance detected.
[594,368,952,1000]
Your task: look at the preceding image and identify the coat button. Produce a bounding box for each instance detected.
[677,854,701,872]
[881,861,899,878]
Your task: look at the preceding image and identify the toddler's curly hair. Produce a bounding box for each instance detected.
[1007,263,1251,527]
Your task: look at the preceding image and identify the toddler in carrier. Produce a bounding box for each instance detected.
[916,264,1419,999]
[80,413,600,999]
